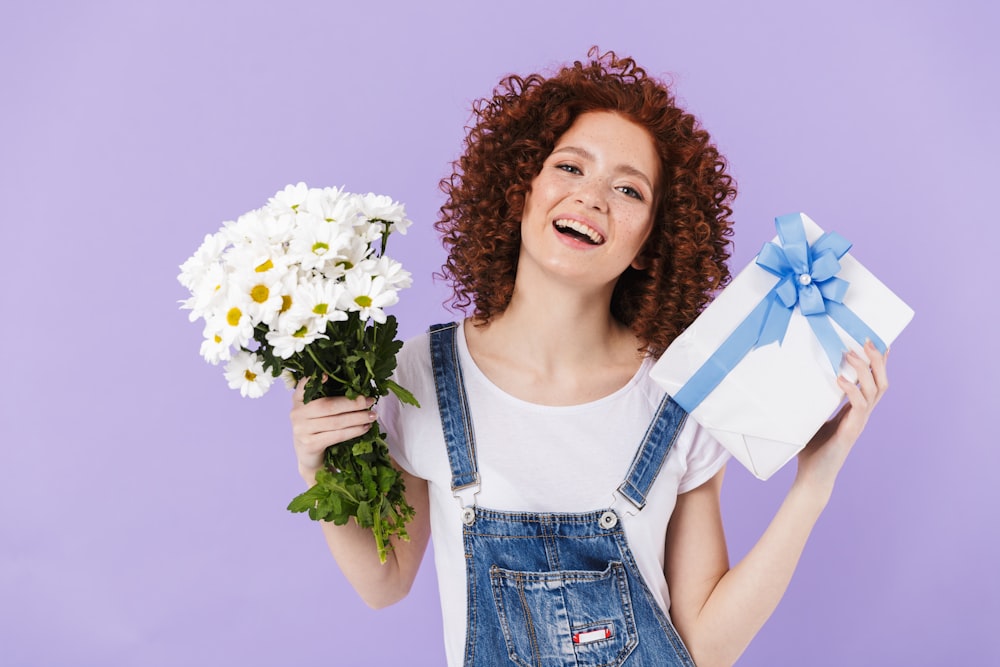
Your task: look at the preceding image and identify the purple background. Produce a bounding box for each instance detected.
[2,1,996,665]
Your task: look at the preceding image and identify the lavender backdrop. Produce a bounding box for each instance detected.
[2,1,996,665]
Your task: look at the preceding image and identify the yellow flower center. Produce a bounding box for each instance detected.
[280,295,293,313]
[255,259,274,273]
[313,303,328,315]
[293,326,308,338]
[226,307,242,326]
[354,295,373,308]
[337,260,353,270]
[312,242,329,255]
[251,284,269,303]
[244,369,257,382]
[214,335,222,343]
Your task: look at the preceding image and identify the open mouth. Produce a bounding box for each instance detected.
[553,219,605,245]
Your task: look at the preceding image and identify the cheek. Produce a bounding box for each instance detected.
[631,213,655,248]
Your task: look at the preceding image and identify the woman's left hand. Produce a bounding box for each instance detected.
[795,339,889,494]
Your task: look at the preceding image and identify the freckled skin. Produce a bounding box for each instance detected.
[517,111,659,295]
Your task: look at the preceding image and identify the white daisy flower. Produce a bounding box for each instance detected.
[199,316,232,365]
[356,192,410,234]
[232,264,286,329]
[279,369,299,389]
[329,234,375,275]
[224,208,293,249]
[304,186,353,225]
[214,294,255,349]
[265,317,328,359]
[288,211,351,272]
[180,261,228,322]
[271,267,301,322]
[178,232,228,291]
[358,255,413,290]
[224,351,274,398]
[289,279,349,331]
[340,269,398,324]
[267,182,310,216]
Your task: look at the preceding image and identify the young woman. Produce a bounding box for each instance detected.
[289,50,889,667]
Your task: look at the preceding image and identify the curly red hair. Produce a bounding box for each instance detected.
[435,48,736,356]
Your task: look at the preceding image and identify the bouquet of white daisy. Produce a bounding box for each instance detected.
[178,182,419,562]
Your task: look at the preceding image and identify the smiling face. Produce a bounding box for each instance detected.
[517,111,660,296]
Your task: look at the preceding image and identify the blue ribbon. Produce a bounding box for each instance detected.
[672,213,887,413]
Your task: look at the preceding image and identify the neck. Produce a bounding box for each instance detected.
[471,274,639,372]
[462,264,648,405]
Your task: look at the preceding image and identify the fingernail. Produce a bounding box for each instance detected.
[368,410,378,421]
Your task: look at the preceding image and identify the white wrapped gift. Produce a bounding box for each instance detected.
[650,213,914,480]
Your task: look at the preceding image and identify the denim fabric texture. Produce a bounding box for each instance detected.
[429,323,697,667]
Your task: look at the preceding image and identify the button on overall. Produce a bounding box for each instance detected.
[429,323,696,667]
[462,507,476,526]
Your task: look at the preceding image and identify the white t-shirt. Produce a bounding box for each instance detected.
[380,322,730,667]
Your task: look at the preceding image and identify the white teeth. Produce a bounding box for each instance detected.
[554,219,604,245]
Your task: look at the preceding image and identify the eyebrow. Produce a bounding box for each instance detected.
[550,145,655,192]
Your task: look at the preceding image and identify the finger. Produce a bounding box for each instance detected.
[844,349,877,405]
[295,413,378,454]
[307,407,378,434]
[835,375,868,435]
[866,340,890,400]
[295,393,373,418]
[291,398,378,444]
[293,377,307,404]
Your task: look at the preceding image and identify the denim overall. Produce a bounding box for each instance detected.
[429,323,696,667]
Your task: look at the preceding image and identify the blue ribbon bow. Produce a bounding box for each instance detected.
[672,213,887,413]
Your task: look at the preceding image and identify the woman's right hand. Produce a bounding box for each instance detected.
[290,378,378,484]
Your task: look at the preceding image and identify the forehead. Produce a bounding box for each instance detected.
[553,111,659,182]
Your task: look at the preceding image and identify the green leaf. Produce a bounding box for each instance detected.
[356,500,373,527]
[377,464,398,494]
[286,484,324,513]
[384,379,420,407]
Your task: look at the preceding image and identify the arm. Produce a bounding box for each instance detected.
[290,382,431,609]
[666,341,889,667]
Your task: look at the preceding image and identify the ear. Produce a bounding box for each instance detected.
[630,252,651,271]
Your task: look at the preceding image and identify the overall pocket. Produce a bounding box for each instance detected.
[489,561,638,667]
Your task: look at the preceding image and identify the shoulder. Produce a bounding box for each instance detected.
[393,327,438,387]
[634,357,731,492]
[397,328,431,367]
[381,327,446,477]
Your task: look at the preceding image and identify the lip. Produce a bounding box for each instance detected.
[551,214,607,246]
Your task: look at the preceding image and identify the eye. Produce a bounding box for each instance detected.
[555,163,582,175]
[617,185,644,201]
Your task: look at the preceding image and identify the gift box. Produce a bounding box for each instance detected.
[650,213,914,480]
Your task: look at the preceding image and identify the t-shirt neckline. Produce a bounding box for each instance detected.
[455,319,653,412]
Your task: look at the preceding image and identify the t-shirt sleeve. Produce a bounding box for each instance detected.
[378,333,433,478]
[677,419,731,494]
[380,389,416,476]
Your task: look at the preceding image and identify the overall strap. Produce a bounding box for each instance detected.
[617,394,689,511]
[428,322,480,495]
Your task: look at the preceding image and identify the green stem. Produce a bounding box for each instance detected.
[306,345,347,386]
[373,506,386,563]
[317,474,359,505]
[382,223,390,256]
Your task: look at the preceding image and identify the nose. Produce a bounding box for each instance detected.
[574,177,608,212]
